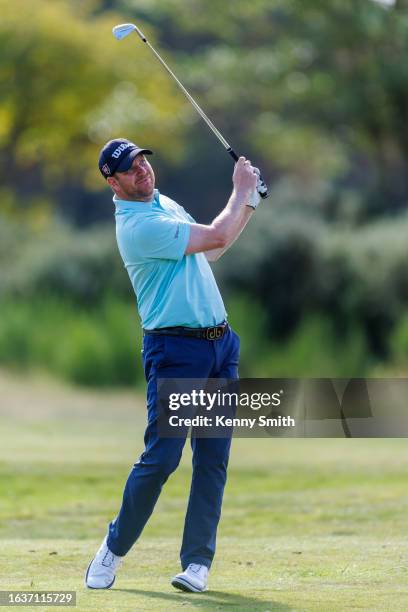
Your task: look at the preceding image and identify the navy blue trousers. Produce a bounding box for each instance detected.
[107,326,240,570]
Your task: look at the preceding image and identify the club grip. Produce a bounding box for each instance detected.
[227,147,269,199]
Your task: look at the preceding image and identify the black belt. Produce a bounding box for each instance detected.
[143,322,229,341]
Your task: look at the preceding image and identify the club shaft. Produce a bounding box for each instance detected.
[128,27,268,198]
[143,39,231,150]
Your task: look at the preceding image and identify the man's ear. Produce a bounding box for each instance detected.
[106,176,119,193]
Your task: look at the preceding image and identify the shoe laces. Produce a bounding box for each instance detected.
[188,563,208,577]
[101,548,121,569]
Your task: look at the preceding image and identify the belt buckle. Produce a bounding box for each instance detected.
[205,325,223,340]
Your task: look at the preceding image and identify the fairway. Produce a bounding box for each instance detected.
[1,370,408,611]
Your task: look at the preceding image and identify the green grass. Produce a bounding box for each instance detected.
[1,369,408,611]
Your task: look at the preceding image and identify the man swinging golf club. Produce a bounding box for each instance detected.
[84,137,263,592]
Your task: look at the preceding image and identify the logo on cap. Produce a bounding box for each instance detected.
[112,142,134,159]
[101,163,111,176]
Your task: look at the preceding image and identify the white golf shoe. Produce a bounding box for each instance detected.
[85,537,123,589]
[171,563,209,592]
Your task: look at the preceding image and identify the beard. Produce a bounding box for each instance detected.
[121,172,155,201]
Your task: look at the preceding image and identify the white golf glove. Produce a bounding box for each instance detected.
[248,167,263,209]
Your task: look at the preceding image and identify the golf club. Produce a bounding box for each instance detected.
[112,23,269,199]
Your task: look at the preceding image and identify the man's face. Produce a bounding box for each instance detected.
[108,154,155,201]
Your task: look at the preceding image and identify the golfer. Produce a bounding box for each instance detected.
[85,138,261,592]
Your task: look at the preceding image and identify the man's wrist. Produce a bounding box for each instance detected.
[232,186,252,201]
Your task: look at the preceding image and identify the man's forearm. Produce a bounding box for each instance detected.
[186,157,258,257]
[206,203,254,262]
[211,187,251,244]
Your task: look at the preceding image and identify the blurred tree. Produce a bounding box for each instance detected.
[0,0,186,224]
[116,0,408,221]
[3,0,408,373]
[4,0,408,224]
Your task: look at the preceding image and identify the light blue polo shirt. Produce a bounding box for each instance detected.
[114,189,227,329]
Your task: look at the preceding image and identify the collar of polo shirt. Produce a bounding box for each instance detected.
[113,188,161,211]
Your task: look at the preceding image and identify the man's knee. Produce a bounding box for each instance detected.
[137,447,183,477]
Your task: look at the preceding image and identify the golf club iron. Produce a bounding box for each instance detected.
[112,23,268,199]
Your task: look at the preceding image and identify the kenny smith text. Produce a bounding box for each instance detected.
[168,415,296,428]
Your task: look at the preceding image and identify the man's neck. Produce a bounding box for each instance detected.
[115,190,155,203]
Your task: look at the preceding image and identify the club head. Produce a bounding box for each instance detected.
[112,23,137,40]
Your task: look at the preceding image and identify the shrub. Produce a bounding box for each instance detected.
[390,316,408,367]
[257,316,370,378]
[0,297,143,386]
[0,220,129,305]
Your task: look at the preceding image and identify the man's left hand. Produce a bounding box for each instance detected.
[247,168,262,209]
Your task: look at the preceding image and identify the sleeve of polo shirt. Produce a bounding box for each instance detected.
[133,215,191,261]
[177,204,196,224]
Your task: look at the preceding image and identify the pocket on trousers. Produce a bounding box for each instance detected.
[142,335,166,379]
[230,327,241,347]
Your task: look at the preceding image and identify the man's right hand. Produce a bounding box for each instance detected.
[232,157,258,197]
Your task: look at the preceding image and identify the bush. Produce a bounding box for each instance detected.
[257,316,370,378]
[390,316,408,368]
[0,297,143,386]
[0,293,372,383]
[0,220,129,305]
[3,212,408,382]
[225,293,270,376]
[218,209,408,360]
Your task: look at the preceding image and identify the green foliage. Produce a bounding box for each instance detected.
[3,0,408,222]
[3,0,408,383]
[0,293,371,384]
[2,211,408,383]
[0,218,129,304]
[0,297,143,386]
[259,316,370,378]
[52,299,143,386]
[225,293,270,376]
[390,315,408,368]
[218,208,408,359]
[117,0,408,219]
[226,294,369,378]
[0,0,186,219]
